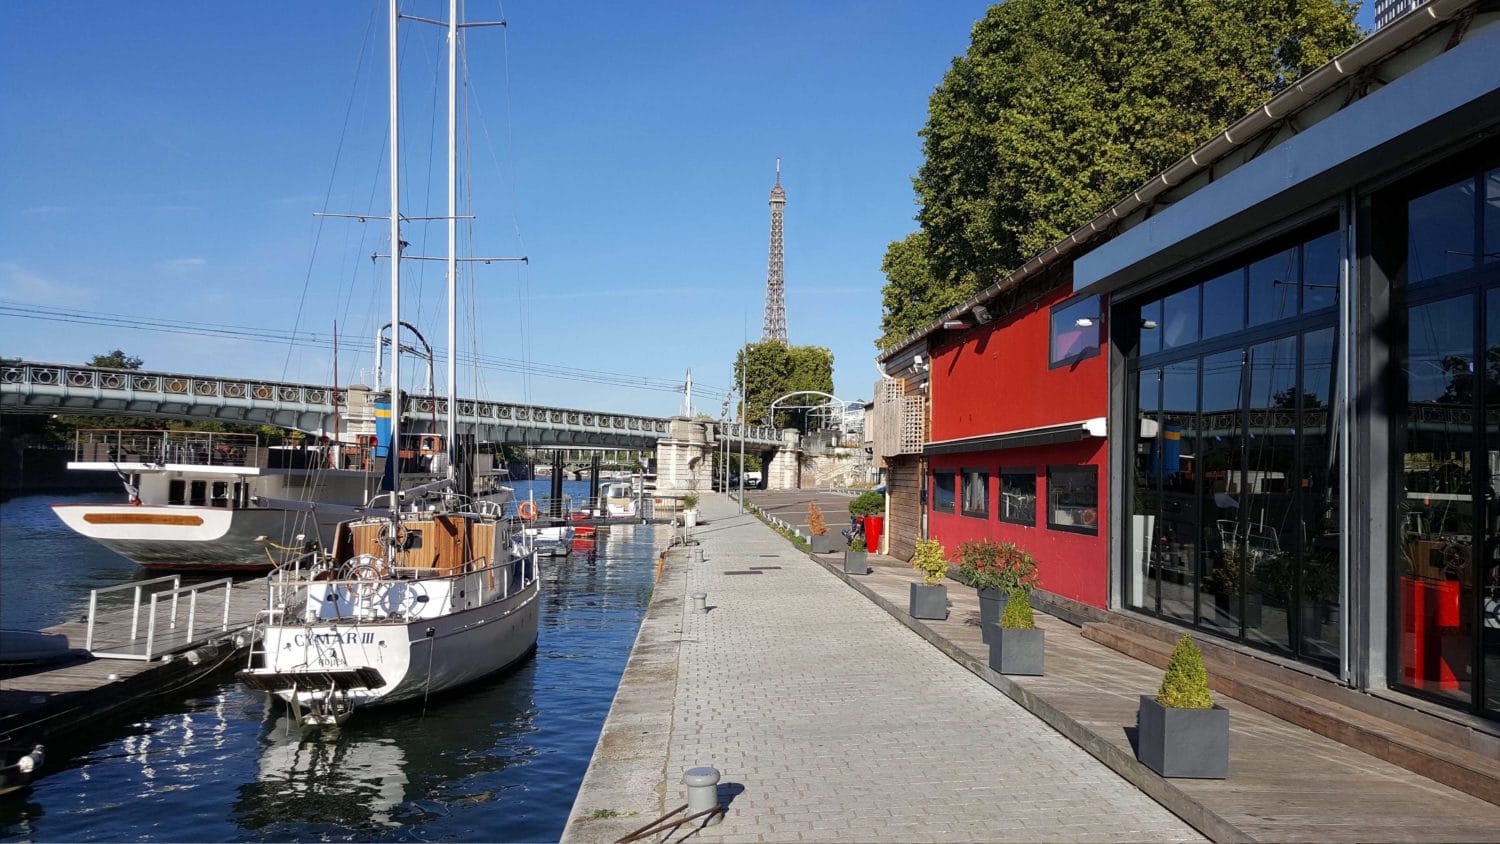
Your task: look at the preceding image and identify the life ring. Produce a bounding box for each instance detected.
[1082,508,1098,526]
[518,501,538,521]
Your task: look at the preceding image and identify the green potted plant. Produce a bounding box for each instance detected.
[958,540,1038,639]
[908,538,948,620]
[681,492,701,528]
[807,502,838,554]
[988,587,1043,675]
[843,535,867,575]
[1137,635,1228,778]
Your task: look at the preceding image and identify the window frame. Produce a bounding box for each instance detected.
[960,468,989,518]
[932,469,957,514]
[998,467,1037,526]
[1049,294,1103,369]
[1046,465,1100,535]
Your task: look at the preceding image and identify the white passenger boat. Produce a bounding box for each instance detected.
[50,427,510,572]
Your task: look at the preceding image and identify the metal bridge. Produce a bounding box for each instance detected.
[0,360,783,449]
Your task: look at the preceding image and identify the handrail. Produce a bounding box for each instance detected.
[86,575,180,652]
[144,578,235,659]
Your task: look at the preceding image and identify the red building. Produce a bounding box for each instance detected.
[920,282,1109,608]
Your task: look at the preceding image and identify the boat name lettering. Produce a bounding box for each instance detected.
[295,631,376,646]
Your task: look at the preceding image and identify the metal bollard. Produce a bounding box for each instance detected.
[692,592,708,614]
[691,548,705,564]
[682,766,722,826]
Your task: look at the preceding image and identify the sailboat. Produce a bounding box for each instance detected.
[239,0,539,727]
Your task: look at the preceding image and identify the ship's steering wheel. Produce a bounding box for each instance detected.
[343,553,390,597]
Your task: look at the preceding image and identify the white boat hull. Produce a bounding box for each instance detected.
[50,504,339,571]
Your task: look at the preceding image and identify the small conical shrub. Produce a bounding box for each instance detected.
[1000,587,1034,629]
[807,502,827,536]
[1157,634,1213,709]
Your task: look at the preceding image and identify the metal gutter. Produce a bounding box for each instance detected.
[877,0,1474,363]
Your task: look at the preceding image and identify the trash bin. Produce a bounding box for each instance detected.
[862,515,883,553]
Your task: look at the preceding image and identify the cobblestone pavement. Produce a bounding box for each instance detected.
[665,496,1202,843]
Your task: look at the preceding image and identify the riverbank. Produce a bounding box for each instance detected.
[562,494,1200,844]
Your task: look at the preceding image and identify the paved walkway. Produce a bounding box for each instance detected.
[565,495,1201,843]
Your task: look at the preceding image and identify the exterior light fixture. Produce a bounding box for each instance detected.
[1140,319,1159,330]
[972,305,993,324]
[942,319,970,330]
[1074,317,1096,328]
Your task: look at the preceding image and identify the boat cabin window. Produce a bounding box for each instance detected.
[211,481,230,508]
[169,479,186,505]
[189,480,207,506]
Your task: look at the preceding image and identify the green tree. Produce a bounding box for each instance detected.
[733,341,835,430]
[879,0,1361,350]
[88,350,144,370]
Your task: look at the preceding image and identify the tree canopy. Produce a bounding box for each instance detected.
[89,350,144,370]
[878,0,1361,350]
[734,341,835,431]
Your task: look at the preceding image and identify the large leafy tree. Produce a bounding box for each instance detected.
[734,341,835,431]
[878,0,1361,350]
[88,349,144,370]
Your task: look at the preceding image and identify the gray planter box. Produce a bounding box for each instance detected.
[987,627,1044,675]
[1136,696,1229,779]
[810,534,840,554]
[842,550,867,575]
[909,583,948,620]
[977,588,1010,642]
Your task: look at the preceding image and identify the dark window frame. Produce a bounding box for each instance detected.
[960,468,989,518]
[1046,465,1099,535]
[932,469,957,514]
[998,467,1037,526]
[1049,294,1103,369]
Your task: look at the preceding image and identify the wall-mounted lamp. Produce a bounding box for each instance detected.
[972,304,993,325]
[942,319,970,330]
[1140,319,1159,330]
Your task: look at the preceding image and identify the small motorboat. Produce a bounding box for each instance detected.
[524,525,577,557]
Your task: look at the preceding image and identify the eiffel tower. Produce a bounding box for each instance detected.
[761,159,788,344]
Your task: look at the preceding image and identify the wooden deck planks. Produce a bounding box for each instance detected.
[811,551,1500,843]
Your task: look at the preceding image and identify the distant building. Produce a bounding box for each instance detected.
[1375,0,1420,28]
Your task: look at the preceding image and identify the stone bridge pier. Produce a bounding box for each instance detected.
[655,418,803,492]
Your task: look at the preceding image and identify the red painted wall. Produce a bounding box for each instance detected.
[927,440,1107,608]
[930,284,1108,442]
[924,283,1110,609]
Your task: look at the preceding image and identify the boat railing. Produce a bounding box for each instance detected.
[86,576,236,661]
[508,496,574,521]
[270,552,535,621]
[74,428,267,468]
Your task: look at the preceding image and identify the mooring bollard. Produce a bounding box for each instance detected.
[692,592,708,614]
[682,766,722,826]
[691,548,705,564]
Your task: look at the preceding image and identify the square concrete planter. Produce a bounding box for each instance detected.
[810,534,840,554]
[909,583,948,620]
[842,550,867,575]
[1136,696,1229,779]
[977,588,1010,643]
[987,627,1044,675]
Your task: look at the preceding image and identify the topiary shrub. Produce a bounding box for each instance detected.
[849,536,866,553]
[911,538,948,586]
[999,587,1034,629]
[848,491,885,517]
[807,502,827,536]
[1157,634,1213,709]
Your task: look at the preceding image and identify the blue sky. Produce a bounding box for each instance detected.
[0,1,1375,419]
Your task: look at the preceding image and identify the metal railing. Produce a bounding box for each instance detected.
[86,576,236,660]
[74,428,267,468]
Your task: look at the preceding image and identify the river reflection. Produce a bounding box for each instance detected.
[0,481,663,843]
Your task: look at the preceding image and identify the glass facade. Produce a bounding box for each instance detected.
[1392,164,1500,716]
[1126,223,1342,669]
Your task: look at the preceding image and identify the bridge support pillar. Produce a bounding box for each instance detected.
[765,429,802,490]
[655,417,712,494]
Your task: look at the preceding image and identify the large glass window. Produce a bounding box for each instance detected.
[932,470,956,514]
[1050,295,1102,367]
[1409,179,1477,284]
[961,469,989,518]
[999,468,1036,526]
[1047,466,1098,535]
[1126,222,1343,670]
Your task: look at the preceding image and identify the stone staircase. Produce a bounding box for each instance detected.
[1082,614,1500,806]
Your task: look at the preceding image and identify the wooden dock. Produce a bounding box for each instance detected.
[0,576,265,775]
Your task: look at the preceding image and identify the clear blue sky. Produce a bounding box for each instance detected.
[0,1,1375,419]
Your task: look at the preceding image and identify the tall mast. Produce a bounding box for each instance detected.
[387,0,402,510]
[445,0,458,482]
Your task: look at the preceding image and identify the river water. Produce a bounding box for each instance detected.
[0,480,662,842]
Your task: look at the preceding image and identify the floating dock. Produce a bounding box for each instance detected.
[0,575,263,787]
